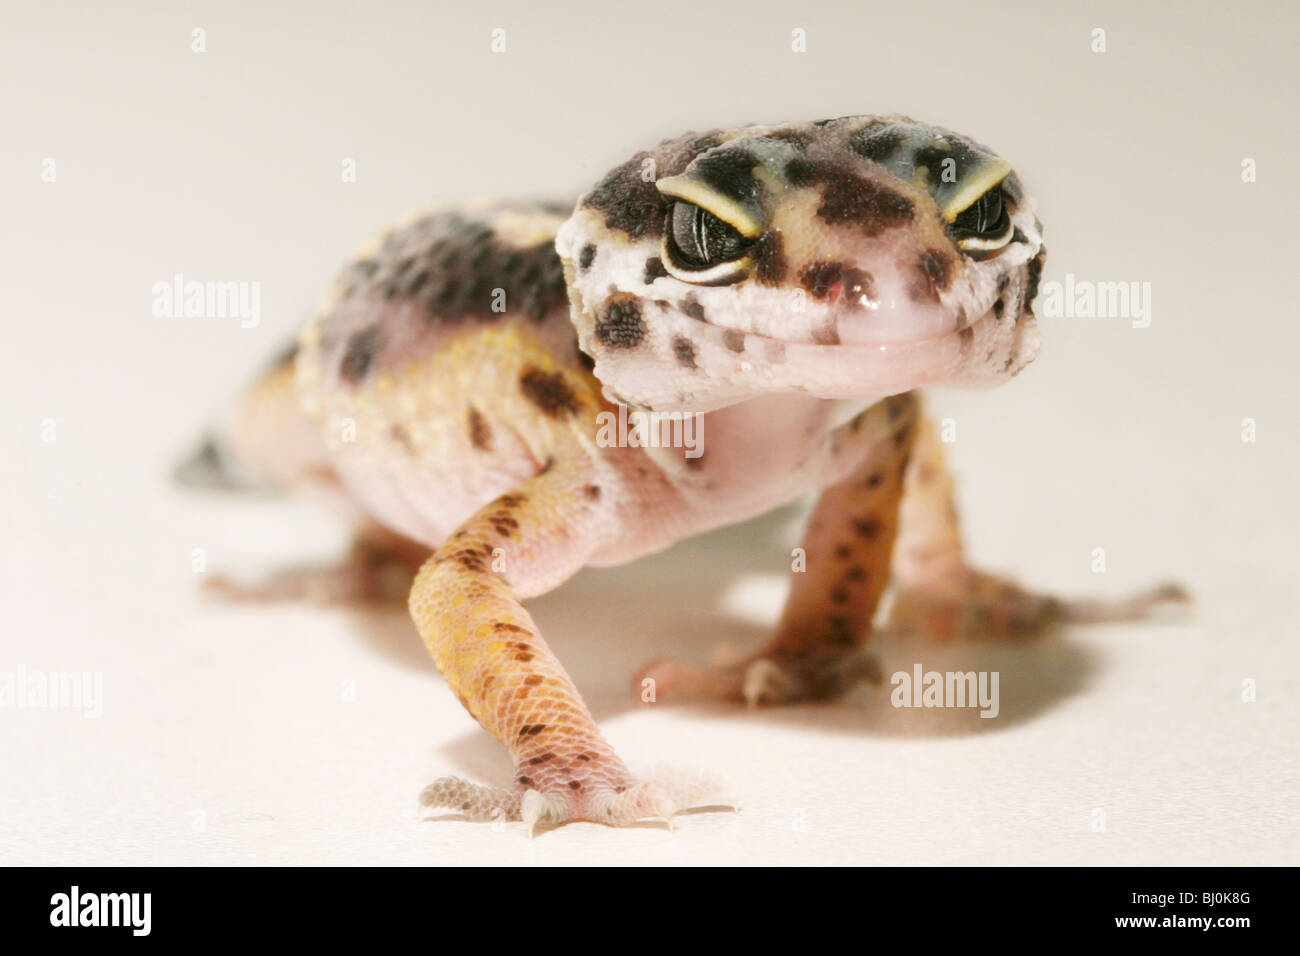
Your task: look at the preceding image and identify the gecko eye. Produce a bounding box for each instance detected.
[663,201,755,284]
[950,186,1013,252]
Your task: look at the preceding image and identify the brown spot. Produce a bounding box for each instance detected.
[493,621,529,633]
[865,471,883,488]
[579,244,596,270]
[514,652,534,662]
[643,256,667,284]
[722,329,745,352]
[340,327,381,384]
[524,675,543,687]
[568,781,582,790]
[845,566,867,582]
[800,262,876,304]
[831,586,850,604]
[681,297,706,322]
[490,515,519,537]
[672,336,697,368]
[466,406,492,450]
[958,325,974,353]
[389,423,414,451]
[853,517,882,540]
[785,159,914,235]
[498,493,526,508]
[595,294,646,348]
[834,543,853,559]
[519,366,580,418]
[811,319,840,346]
[1025,249,1046,314]
[528,752,553,764]
[753,230,787,284]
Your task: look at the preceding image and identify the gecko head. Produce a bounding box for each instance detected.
[556,116,1045,413]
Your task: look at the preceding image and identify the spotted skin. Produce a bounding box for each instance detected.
[209,115,1186,833]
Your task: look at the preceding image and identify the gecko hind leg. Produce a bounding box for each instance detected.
[884,417,1191,642]
[204,531,428,605]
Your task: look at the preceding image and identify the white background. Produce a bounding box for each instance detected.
[1,0,1297,864]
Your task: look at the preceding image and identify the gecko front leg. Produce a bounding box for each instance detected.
[411,457,722,832]
[639,393,919,706]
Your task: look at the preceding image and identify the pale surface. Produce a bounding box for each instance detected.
[1,0,1297,865]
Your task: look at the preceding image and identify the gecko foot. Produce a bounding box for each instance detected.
[637,649,883,707]
[419,769,735,835]
[203,540,421,604]
[887,572,1193,640]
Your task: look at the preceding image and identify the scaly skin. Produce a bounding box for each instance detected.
[203,116,1187,832]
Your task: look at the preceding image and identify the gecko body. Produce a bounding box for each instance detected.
[203,116,1180,831]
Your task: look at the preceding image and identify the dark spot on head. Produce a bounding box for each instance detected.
[845,566,867,582]
[800,261,843,299]
[672,337,697,368]
[993,298,1005,318]
[1024,249,1046,314]
[583,132,722,241]
[594,294,646,348]
[921,249,953,293]
[958,325,974,354]
[584,154,667,240]
[722,329,745,352]
[339,327,381,384]
[849,125,905,162]
[689,150,760,207]
[830,586,850,604]
[466,406,492,450]
[786,159,914,235]
[642,256,667,284]
[583,484,601,500]
[681,296,706,322]
[568,780,582,790]
[519,367,580,418]
[834,543,853,559]
[578,244,596,270]
[753,230,787,284]
[766,129,813,150]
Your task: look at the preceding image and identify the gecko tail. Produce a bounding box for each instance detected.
[172,430,279,494]
[173,338,302,495]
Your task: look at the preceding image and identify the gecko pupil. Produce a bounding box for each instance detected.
[950,187,1009,240]
[667,201,750,269]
